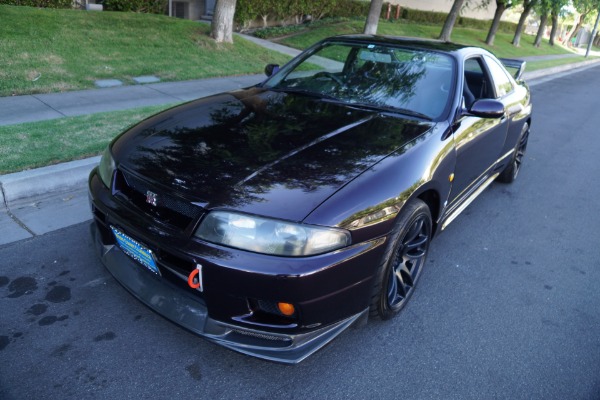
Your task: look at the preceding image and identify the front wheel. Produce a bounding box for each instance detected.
[370,199,432,320]
[498,122,530,183]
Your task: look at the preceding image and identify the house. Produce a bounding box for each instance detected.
[168,0,213,20]
[389,0,496,21]
[167,0,497,23]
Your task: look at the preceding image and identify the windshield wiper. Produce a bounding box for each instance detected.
[271,87,338,101]
[347,102,433,121]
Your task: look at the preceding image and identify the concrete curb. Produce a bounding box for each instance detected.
[523,57,600,80]
[0,183,5,211]
[0,156,100,208]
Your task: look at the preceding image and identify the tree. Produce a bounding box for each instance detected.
[540,0,568,45]
[549,5,560,46]
[565,0,596,46]
[364,0,384,34]
[533,0,551,47]
[439,0,467,41]
[533,11,549,46]
[308,0,341,21]
[485,0,516,45]
[585,6,600,56]
[211,0,237,43]
[512,0,538,46]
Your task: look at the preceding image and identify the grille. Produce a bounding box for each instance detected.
[115,169,204,229]
[230,329,290,342]
[124,172,201,219]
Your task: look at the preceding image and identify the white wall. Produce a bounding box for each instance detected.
[388,0,496,21]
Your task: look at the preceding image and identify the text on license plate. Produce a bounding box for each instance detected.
[110,226,159,275]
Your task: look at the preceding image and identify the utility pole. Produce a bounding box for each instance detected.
[586,9,600,57]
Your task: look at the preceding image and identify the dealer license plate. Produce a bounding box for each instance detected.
[111,226,159,275]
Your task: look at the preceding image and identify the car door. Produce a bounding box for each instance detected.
[449,56,509,206]
[483,54,528,158]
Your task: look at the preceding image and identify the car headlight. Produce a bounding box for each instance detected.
[195,211,351,256]
[98,146,116,189]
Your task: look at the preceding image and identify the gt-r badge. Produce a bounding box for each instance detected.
[146,190,158,206]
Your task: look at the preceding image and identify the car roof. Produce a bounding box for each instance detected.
[324,34,489,58]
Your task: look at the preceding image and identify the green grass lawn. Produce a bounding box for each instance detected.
[0,104,179,174]
[0,5,291,96]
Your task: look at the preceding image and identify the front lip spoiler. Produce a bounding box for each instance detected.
[91,223,367,364]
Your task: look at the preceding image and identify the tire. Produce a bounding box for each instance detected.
[370,199,432,320]
[498,122,530,183]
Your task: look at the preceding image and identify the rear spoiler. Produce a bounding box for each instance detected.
[500,58,526,81]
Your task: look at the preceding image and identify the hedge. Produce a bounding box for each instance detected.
[0,0,72,8]
[392,4,517,33]
[242,1,517,35]
[235,0,369,25]
[102,0,167,14]
[0,0,168,13]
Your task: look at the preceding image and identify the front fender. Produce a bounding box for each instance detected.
[304,122,456,244]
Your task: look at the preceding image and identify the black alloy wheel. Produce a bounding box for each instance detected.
[498,122,530,183]
[371,199,432,320]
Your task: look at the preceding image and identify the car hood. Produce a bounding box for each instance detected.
[112,87,433,222]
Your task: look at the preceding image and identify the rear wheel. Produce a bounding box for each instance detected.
[370,199,432,320]
[498,122,529,183]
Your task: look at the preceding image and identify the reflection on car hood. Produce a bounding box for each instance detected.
[112,87,433,221]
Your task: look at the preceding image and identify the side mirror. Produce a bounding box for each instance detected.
[467,99,505,119]
[264,64,280,77]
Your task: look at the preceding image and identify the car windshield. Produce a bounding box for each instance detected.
[263,41,455,120]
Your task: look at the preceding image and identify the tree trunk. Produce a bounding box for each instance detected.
[512,0,535,47]
[485,2,508,46]
[563,14,582,46]
[533,11,548,47]
[363,0,384,35]
[211,0,237,43]
[565,12,588,47]
[439,0,465,42]
[549,10,558,46]
[585,10,600,57]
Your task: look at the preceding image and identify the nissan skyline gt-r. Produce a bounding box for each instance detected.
[88,35,532,363]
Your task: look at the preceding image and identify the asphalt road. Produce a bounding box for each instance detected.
[2,66,600,400]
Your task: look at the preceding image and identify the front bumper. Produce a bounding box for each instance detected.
[92,222,367,363]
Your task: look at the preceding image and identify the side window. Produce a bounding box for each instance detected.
[463,57,492,107]
[484,55,514,98]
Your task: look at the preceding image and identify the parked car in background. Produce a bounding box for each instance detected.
[89,35,532,363]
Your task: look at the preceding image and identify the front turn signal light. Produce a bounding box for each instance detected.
[277,302,295,316]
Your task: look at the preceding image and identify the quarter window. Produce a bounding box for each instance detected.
[484,55,514,98]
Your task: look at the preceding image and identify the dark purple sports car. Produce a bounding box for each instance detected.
[89,35,532,363]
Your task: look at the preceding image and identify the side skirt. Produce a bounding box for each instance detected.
[441,172,499,231]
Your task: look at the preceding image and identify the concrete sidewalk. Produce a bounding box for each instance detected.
[0,75,265,127]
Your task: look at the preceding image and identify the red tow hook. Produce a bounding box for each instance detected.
[187,264,203,291]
